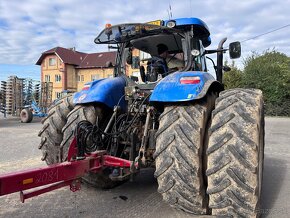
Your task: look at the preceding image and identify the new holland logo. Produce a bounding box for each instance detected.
[78,94,87,102]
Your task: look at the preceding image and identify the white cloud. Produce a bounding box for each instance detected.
[0,0,290,74]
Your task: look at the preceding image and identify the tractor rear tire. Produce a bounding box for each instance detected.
[206,88,264,217]
[154,93,216,214]
[60,104,118,189]
[20,108,33,123]
[38,95,74,164]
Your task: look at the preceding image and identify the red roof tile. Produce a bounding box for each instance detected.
[36,47,116,68]
[76,52,116,68]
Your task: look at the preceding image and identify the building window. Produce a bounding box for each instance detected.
[78,75,84,82]
[49,58,56,66]
[45,75,50,82]
[132,56,140,69]
[132,71,140,77]
[55,75,61,83]
[91,74,99,81]
[140,51,151,61]
[55,92,61,99]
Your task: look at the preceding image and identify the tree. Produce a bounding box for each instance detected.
[223,60,243,90]
[243,50,290,116]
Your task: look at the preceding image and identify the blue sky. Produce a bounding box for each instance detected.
[1,0,290,81]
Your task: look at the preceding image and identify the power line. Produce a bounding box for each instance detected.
[189,0,193,17]
[241,23,290,43]
[168,1,173,19]
[167,9,171,20]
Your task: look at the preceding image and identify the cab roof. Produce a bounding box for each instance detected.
[95,17,211,47]
[162,17,211,47]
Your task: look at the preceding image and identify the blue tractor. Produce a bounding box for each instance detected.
[39,18,264,217]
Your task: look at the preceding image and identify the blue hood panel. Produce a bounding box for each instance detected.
[73,77,127,111]
[150,71,215,102]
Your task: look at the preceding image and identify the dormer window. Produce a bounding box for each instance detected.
[49,58,56,66]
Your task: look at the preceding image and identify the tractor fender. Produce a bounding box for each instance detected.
[73,76,127,111]
[149,71,223,103]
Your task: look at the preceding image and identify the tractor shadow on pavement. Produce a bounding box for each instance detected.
[261,155,287,217]
[80,168,200,218]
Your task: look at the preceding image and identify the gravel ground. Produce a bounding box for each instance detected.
[0,115,289,218]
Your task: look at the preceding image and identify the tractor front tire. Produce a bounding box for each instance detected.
[206,88,264,217]
[60,104,117,189]
[154,94,216,214]
[38,95,74,164]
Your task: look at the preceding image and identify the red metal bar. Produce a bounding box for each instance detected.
[103,155,135,168]
[0,158,94,196]
[20,180,73,203]
[0,150,137,202]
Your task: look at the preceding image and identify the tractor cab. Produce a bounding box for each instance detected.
[95,18,211,83]
[74,17,241,107]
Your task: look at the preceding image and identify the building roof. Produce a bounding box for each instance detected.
[36,47,116,68]
[76,52,116,69]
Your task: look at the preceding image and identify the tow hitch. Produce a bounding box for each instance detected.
[0,138,138,202]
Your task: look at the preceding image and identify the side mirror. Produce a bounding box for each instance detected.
[229,41,241,59]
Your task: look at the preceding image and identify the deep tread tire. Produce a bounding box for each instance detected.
[154,94,216,214]
[60,105,117,189]
[38,95,74,164]
[206,88,264,218]
[20,108,33,123]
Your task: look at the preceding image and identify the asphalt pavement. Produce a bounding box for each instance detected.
[0,115,289,218]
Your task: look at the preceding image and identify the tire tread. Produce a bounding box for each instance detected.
[207,88,264,218]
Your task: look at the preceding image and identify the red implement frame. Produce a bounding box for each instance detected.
[0,138,137,202]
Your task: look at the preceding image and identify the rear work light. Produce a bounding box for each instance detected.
[166,20,176,28]
[82,84,90,90]
[179,76,201,84]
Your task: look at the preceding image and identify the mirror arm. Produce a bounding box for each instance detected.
[204,48,228,55]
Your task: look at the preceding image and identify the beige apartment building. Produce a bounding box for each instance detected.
[36,47,117,100]
[36,46,142,100]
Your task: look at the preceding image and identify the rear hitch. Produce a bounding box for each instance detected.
[0,137,138,202]
[109,167,132,181]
